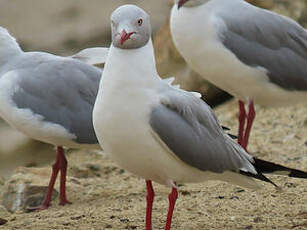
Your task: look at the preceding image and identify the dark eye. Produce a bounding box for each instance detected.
[138,18,143,26]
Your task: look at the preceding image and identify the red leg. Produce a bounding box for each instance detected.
[238,100,246,146]
[242,100,256,150]
[28,146,62,211]
[165,183,178,230]
[28,146,71,211]
[58,147,71,206]
[145,180,155,230]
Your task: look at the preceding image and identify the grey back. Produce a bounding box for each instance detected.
[10,53,102,144]
[218,1,307,90]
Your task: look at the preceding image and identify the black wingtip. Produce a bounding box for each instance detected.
[288,168,307,179]
[240,158,306,188]
[240,170,279,188]
[222,126,238,139]
[227,133,238,139]
[253,158,307,179]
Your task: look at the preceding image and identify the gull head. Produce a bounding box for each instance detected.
[111,5,151,49]
[176,0,208,9]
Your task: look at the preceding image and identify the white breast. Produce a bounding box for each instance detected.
[93,45,209,185]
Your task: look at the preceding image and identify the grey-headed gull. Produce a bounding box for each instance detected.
[0,26,105,210]
[93,5,307,230]
[170,0,307,150]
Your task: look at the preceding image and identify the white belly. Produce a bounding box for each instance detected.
[94,87,213,185]
[93,87,259,189]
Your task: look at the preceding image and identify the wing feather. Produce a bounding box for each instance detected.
[150,85,256,174]
[218,2,307,90]
[11,58,102,144]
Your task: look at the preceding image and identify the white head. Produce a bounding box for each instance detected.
[175,0,209,9]
[111,5,152,49]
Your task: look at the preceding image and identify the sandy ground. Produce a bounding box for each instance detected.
[0,100,306,230]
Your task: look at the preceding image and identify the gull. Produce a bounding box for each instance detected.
[170,0,307,150]
[93,5,307,230]
[0,26,106,210]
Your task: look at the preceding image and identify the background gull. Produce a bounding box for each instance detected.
[170,0,307,150]
[0,26,105,210]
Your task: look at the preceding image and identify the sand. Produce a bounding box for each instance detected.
[0,100,306,230]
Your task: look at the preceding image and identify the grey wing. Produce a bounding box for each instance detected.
[12,59,102,144]
[218,2,307,90]
[150,86,256,174]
